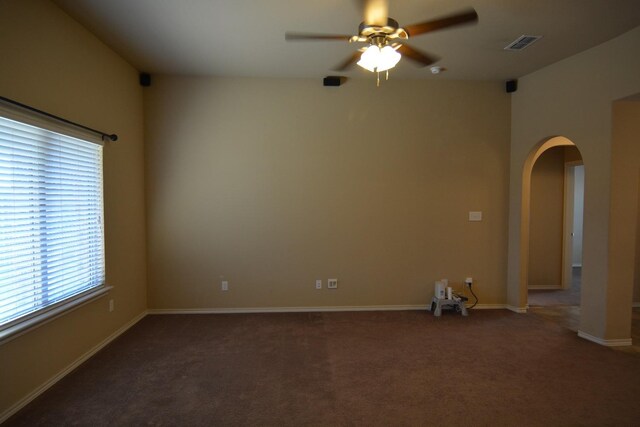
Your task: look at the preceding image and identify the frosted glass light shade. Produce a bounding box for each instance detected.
[376,46,401,72]
[357,44,401,73]
[357,45,380,72]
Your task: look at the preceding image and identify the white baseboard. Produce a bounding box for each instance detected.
[148,305,428,314]
[471,304,508,310]
[0,310,148,424]
[149,303,511,315]
[527,285,562,290]
[506,305,528,313]
[577,330,632,347]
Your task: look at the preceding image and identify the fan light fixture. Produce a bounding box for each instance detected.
[357,44,401,72]
[285,2,479,87]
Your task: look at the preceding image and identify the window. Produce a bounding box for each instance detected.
[0,108,106,340]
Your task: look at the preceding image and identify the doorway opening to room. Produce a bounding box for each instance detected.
[520,138,584,331]
[564,163,584,299]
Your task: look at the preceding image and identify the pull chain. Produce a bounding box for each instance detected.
[374,70,391,86]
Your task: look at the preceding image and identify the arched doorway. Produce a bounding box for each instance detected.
[526,145,584,329]
[518,137,584,312]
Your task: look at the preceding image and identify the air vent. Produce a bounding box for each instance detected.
[504,35,542,51]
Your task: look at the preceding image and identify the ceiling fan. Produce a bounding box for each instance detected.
[285,0,478,84]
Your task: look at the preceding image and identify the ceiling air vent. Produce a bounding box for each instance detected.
[504,35,542,51]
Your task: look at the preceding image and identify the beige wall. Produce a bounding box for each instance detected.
[637,167,640,304]
[564,146,582,163]
[528,147,565,288]
[0,0,146,417]
[610,101,640,305]
[145,76,511,310]
[508,26,640,340]
[636,171,640,304]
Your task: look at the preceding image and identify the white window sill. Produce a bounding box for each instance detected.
[0,286,113,346]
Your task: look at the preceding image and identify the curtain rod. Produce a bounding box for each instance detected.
[0,95,118,142]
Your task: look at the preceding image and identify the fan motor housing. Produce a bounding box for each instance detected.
[357,17,408,42]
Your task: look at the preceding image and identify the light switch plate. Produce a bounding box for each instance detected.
[469,211,482,221]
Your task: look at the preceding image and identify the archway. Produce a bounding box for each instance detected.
[518,136,582,308]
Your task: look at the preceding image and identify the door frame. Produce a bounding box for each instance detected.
[562,161,583,289]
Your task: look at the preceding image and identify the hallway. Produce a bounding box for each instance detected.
[527,267,639,355]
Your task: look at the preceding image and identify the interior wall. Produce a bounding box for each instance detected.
[610,100,640,307]
[145,76,511,310]
[528,147,565,288]
[508,26,640,340]
[0,0,146,417]
[564,146,582,163]
[636,171,640,304]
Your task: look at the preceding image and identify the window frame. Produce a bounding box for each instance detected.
[0,103,110,345]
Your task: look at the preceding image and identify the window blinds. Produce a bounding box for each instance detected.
[0,115,105,329]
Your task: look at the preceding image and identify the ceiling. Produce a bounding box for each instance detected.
[53,0,640,81]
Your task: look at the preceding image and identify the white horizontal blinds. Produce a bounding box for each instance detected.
[0,115,105,328]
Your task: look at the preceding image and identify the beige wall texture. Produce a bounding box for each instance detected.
[0,0,147,417]
[508,26,640,341]
[145,76,511,310]
[637,169,640,303]
[610,101,640,305]
[637,167,640,304]
[528,147,565,288]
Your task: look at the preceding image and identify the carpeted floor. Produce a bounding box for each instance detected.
[526,265,640,355]
[527,267,581,307]
[6,309,640,426]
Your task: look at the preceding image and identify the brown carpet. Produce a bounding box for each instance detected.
[6,310,640,426]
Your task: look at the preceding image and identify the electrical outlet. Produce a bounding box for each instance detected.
[109,299,114,312]
[221,280,229,291]
[315,279,322,290]
[327,278,338,289]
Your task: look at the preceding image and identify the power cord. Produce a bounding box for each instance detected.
[444,280,478,312]
[451,291,468,313]
[467,282,478,309]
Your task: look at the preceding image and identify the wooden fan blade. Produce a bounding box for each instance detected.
[358,0,388,26]
[397,44,439,67]
[285,32,352,41]
[404,8,478,37]
[333,51,362,71]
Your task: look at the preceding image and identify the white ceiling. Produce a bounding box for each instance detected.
[53,0,640,81]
